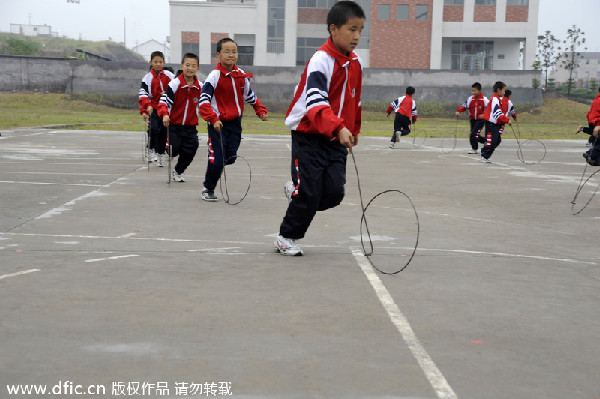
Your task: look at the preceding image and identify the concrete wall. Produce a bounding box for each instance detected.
[0,55,543,106]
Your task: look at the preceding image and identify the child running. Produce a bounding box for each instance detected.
[456,82,488,154]
[199,37,268,202]
[387,86,418,149]
[275,1,365,256]
[582,87,600,166]
[577,87,600,149]
[138,51,175,167]
[157,53,202,182]
[481,81,511,163]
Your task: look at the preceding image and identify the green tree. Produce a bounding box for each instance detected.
[560,25,586,96]
[590,78,598,93]
[536,30,561,89]
[5,36,40,55]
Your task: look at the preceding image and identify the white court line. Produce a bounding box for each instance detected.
[0,269,40,281]
[85,254,139,263]
[351,247,457,399]
[0,180,103,187]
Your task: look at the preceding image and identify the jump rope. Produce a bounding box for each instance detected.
[216,129,252,205]
[439,117,459,154]
[571,135,600,215]
[411,123,427,148]
[350,149,420,275]
[509,121,546,165]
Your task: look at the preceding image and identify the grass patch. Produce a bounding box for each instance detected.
[0,93,592,140]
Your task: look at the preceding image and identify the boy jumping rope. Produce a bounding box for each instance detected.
[582,88,600,166]
[577,87,600,151]
[387,86,418,149]
[456,82,488,154]
[275,1,365,256]
[139,51,174,167]
[157,53,202,182]
[481,81,511,163]
[199,38,268,202]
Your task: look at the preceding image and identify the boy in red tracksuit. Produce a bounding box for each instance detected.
[481,81,511,163]
[577,87,600,150]
[583,88,600,166]
[386,86,417,148]
[275,1,365,256]
[157,53,202,182]
[456,82,488,154]
[139,51,175,166]
[199,37,268,202]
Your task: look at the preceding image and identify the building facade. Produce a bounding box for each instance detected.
[169,0,538,70]
[132,39,171,63]
[9,23,57,37]
[553,52,600,89]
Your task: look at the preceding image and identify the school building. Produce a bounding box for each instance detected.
[169,0,538,70]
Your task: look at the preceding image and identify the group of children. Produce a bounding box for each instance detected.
[138,0,597,258]
[386,81,518,163]
[138,40,268,200]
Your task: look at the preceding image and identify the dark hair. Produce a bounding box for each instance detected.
[176,69,183,76]
[493,81,506,92]
[181,52,199,64]
[505,89,512,97]
[164,66,174,74]
[216,37,237,53]
[472,82,482,91]
[150,51,165,61]
[406,86,415,95]
[327,1,366,34]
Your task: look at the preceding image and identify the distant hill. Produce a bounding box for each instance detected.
[0,33,145,62]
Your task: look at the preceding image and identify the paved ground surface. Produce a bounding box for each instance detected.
[0,128,599,399]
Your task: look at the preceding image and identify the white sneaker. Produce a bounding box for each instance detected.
[389,142,395,149]
[172,169,185,182]
[468,149,478,154]
[284,181,295,203]
[274,234,304,256]
[481,156,491,164]
[157,154,164,167]
[147,149,155,163]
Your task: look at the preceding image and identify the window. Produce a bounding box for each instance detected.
[378,4,390,20]
[444,0,464,4]
[237,45,254,66]
[475,0,496,4]
[415,5,428,20]
[450,40,494,70]
[182,43,199,57]
[267,0,285,53]
[298,0,336,8]
[296,37,325,66]
[507,0,528,5]
[397,5,409,20]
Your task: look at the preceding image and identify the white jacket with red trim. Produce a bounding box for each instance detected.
[138,69,175,115]
[483,94,510,125]
[199,64,267,124]
[284,37,363,139]
[456,93,488,120]
[387,95,418,122]
[157,75,202,126]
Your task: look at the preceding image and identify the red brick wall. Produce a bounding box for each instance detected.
[370,0,433,69]
[473,5,496,22]
[505,5,528,22]
[181,31,199,44]
[298,8,329,24]
[443,5,463,22]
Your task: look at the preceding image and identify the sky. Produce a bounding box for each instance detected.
[0,0,598,52]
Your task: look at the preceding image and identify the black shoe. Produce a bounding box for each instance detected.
[201,189,218,202]
[587,158,600,167]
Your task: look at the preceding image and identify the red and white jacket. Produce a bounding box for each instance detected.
[587,93,600,126]
[157,75,202,126]
[199,64,267,124]
[483,93,510,125]
[505,98,517,120]
[387,95,418,123]
[456,93,488,120]
[139,69,175,115]
[285,37,363,139]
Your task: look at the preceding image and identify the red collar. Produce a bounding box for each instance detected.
[216,63,254,80]
[151,69,164,78]
[177,74,200,89]
[317,37,358,66]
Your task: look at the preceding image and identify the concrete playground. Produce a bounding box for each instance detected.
[0,127,599,399]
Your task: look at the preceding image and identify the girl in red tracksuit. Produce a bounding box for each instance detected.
[157,53,202,182]
[275,1,365,256]
[481,81,511,163]
[199,38,268,202]
[386,86,418,148]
